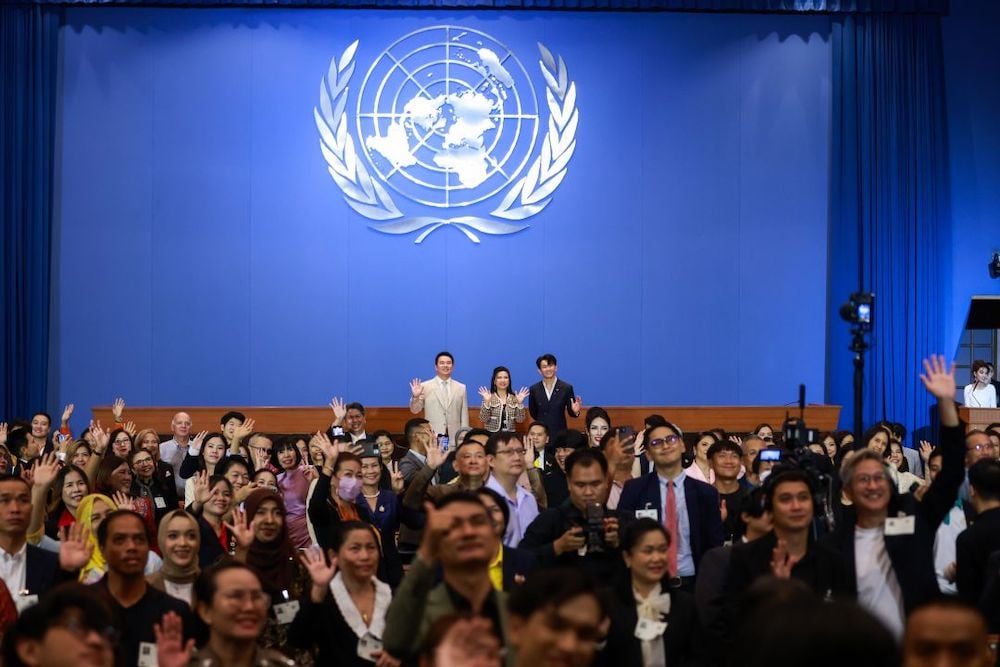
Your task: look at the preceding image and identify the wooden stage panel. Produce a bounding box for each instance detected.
[91,405,841,437]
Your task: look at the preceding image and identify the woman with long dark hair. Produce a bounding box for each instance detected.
[478,366,528,433]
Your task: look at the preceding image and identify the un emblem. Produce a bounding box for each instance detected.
[314,26,579,243]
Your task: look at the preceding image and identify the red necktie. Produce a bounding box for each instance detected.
[665,480,679,576]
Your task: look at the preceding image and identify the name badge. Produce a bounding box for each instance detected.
[634,618,668,641]
[138,641,159,667]
[14,594,38,614]
[357,633,383,661]
[885,515,915,536]
[635,509,658,521]
[273,600,300,625]
[154,496,167,509]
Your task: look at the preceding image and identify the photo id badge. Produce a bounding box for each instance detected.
[634,618,667,641]
[138,641,159,667]
[357,633,383,661]
[635,509,658,521]
[885,515,915,536]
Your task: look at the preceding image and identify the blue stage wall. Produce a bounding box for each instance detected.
[52,9,832,421]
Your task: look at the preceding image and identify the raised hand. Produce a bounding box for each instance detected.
[121,420,137,437]
[61,403,75,424]
[90,420,109,454]
[111,397,126,422]
[770,539,800,579]
[410,378,424,400]
[430,617,501,667]
[720,498,728,523]
[303,465,319,483]
[300,545,338,602]
[523,440,536,469]
[112,491,135,511]
[920,354,957,400]
[390,461,404,493]
[329,397,347,422]
[0,422,6,445]
[426,442,446,470]
[193,470,212,506]
[314,431,338,473]
[570,396,583,415]
[919,440,934,462]
[234,417,256,442]
[32,454,61,489]
[154,611,195,667]
[58,522,94,571]
[478,386,491,403]
[515,386,530,404]
[633,428,647,457]
[417,501,456,564]
[190,430,208,451]
[729,435,743,447]
[226,505,256,554]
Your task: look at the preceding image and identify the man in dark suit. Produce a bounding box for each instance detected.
[822,354,966,639]
[0,475,89,610]
[956,458,1000,607]
[618,421,723,590]
[527,353,581,436]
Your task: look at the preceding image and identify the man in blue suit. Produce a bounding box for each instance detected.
[618,421,723,591]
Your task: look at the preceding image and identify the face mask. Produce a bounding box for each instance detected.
[337,476,362,501]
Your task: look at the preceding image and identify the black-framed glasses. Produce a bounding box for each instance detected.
[648,436,682,449]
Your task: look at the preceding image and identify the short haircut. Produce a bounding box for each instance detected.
[552,429,587,451]
[269,436,302,469]
[707,439,743,459]
[485,431,522,457]
[508,568,606,620]
[6,430,28,458]
[435,351,454,364]
[464,427,491,442]
[0,474,29,492]
[4,582,118,666]
[94,455,129,496]
[969,459,1000,502]
[739,487,768,518]
[621,517,670,553]
[765,468,815,509]
[455,439,487,456]
[475,486,510,533]
[405,418,429,441]
[96,509,146,548]
[31,412,52,425]
[195,559,261,609]
[332,520,379,552]
[433,490,487,512]
[220,457,250,477]
[345,402,366,415]
[644,414,668,429]
[219,411,246,426]
[839,449,888,486]
[565,448,608,478]
[334,452,362,474]
[966,429,990,444]
[527,421,549,435]
[536,353,557,368]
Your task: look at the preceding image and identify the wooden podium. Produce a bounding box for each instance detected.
[959,407,1000,432]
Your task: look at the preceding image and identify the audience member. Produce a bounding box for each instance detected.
[484,432,544,546]
[902,598,992,667]
[147,509,201,608]
[159,412,193,497]
[475,487,538,591]
[956,458,1000,608]
[541,429,584,507]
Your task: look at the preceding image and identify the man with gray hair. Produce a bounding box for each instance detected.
[159,411,192,497]
[822,355,966,639]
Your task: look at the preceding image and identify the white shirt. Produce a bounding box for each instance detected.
[543,378,557,401]
[855,526,905,639]
[160,439,189,496]
[0,543,27,595]
[934,503,966,594]
[964,383,997,408]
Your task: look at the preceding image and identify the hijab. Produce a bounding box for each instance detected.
[157,510,201,584]
[75,493,117,583]
[243,488,297,595]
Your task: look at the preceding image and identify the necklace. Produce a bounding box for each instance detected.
[362,490,380,499]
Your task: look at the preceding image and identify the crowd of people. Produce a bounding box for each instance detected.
[0,352,999,666]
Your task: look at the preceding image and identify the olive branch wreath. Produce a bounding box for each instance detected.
[315,40,577,244]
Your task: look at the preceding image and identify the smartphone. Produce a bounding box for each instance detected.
[438,434,449,453]
[759,449,782,462]
[617,425,635,443]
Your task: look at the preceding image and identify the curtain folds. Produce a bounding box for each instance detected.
[0,4,58,419]
[827,12,951,437]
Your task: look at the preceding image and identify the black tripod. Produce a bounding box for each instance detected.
[850,326,870,439]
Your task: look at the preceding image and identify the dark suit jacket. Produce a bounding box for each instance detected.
[501,545,538,591]
[25,544,61,596]
[597,574,703,667]
[528,379,578,435]
[618,472,724,573]
[820,422,966,614]
[519,500,627,584]
[956,507,1000,605]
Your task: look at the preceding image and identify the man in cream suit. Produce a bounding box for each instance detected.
[409,351,470,437]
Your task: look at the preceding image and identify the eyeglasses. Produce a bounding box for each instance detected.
[854,473,889,486]
[648,436,682,449]
[219,589,271,607]
[113,438,131,445]
[131,457,153,466]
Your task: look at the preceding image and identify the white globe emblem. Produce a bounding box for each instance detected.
[315,26,579,243]
[357,27,538,208]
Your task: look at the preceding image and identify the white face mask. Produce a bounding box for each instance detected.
[759,470,772,484]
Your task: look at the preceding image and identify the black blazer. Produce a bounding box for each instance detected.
[501,545,538,591]
[287,590,381,666]
[597,574,703,667]
[820,422,966,614]
[617,472,724,573]
[528,379,578,435]
[956,507,1000,605]
[25,544,61,596]
[519,500,627,584]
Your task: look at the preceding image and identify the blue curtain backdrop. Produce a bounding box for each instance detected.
[0,5,58,421]
[827,12,951,437]
[2,0,951,433]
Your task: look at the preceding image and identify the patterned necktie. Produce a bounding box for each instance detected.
[665,481,679,576]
